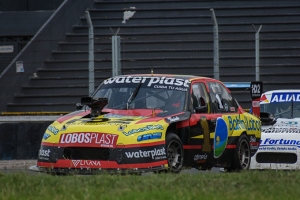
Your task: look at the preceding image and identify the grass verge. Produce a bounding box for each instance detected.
[0,170,298,200]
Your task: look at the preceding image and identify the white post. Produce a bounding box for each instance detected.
[85,11,94,96]
[112,36,121,76]
[210,8,219,80]
[255,25,262,81]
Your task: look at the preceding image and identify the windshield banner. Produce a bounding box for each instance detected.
[104,76,190,88]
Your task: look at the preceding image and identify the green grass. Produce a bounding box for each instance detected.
[0,170,299,200]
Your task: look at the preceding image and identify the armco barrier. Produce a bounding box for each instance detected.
[0,116,59,160]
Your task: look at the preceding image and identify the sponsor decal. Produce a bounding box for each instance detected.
[167,116,180,123]
[224,103,228,111]
[164,85,188,92]
[250,136,257,142]
[270,93,300,103]
[47,125,59,135]
[227,115,261,131]
[172,103,181,107]
[194,154,208,162]
[230,107,235,112]
[137,132,162,142]
[260,138,300,147]
[43,133,51,140]
[59,133,118,148]
[72,160,101,168]
[39,149,50,157]
[122,125,164,136]
[252,101,260,107]
[250,136,259,150]
[38,148,51,161]
[0,45,14,53]
[125,147,166,160]
[258,146,297,151]
[214,118,228,158]
[279,120,298,125]
[262,127,300,133]
[251,145,259,150]
[104,76,190,88]
[260,94,269,103]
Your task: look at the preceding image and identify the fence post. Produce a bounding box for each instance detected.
[210,8,219,80]
[85,11,94,96]
[112,36,121,76]
[253,25,262,81]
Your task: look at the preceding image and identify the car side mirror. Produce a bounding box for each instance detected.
[76,103,83,110]
[260,111,276,125]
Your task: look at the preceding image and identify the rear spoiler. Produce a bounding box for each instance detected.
[224,81,263,117]
[223,82,250,90]
[224,82,251,113]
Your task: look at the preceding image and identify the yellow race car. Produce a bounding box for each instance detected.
[36,74,261,174]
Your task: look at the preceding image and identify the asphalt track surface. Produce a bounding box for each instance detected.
[0,160,220,175]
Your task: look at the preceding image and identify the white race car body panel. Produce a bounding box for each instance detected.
[250,90,300,170]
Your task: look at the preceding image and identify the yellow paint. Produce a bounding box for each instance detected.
[43,115,170,145]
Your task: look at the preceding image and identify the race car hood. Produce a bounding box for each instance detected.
[42,109,190,146]
[262,118,300,134]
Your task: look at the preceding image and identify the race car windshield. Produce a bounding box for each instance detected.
[92,76,189,112]
[261,101,300,119]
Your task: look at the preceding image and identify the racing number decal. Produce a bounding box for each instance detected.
[252,84,260,94]
[250,81,263,100]
[200,117,211,152]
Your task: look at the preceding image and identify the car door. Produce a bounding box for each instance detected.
[186,81,218,166]
[186,81,239,166]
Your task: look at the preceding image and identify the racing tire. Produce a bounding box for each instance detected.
[166,133,184,173]
[227,134,251,172]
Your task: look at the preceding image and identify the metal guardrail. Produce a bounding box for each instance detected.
[0,112,68,116]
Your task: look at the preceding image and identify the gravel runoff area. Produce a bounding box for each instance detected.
[0,160,37,170]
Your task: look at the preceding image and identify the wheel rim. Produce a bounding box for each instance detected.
[238,139,250,169]
[167,139,183,171]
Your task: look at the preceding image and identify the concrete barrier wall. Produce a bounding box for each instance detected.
[0,122,51,160]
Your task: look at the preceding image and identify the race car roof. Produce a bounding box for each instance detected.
[118,74,217,81]
[260,90,300,104]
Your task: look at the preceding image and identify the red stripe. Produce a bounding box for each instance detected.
[56,111,88,123]
[41,142,53,146]
[226,144,236,149]
[250,142,260,146]
[183,145,202,149]
[38,160,167,169]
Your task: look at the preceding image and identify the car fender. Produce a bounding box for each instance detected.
[164,111,191,124]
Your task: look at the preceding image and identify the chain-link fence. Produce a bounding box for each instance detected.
[0,0,300,112]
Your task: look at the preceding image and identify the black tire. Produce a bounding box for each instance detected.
[166,133,184,173]
[228,134,251,172]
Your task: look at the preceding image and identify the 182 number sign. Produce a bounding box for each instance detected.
[250,81,263,100]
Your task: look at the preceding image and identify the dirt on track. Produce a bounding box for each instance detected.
[0,160,36,170]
